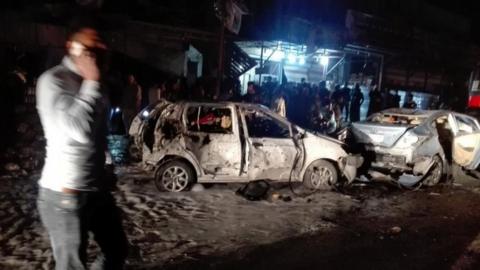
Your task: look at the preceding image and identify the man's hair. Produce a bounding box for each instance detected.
[67,27,106,50]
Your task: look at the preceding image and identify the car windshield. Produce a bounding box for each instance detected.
[368,113,427,126]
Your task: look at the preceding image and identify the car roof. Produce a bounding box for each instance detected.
[179,100,269,110]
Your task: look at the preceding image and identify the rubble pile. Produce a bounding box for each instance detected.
[0,105,45,179]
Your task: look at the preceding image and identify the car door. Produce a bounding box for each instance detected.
[452,113,480,170]
[183,104,242,176]
[240,107,298,181]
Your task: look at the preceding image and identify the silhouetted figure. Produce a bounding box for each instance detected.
[242,81,261,103]
[350,83,364,122]
[341,82,351,120]
[148,81,165,105]
[403,92,417,109]
[122,74,142,131]
[331,84,344,125]
[272,89,287,117]
[296,85,312,127]
[368,85,383,116]
[392,90,401,108]
[318,81,330,106]
[166,77,187,101]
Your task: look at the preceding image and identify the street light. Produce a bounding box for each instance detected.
[271,50,285,61]
[287,53,296,64]
[320,55,329,66]
[298,56,306,65]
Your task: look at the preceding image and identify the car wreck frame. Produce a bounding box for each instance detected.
[351,108,480,187]
[129,100,362,192]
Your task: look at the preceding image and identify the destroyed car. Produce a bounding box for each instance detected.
[129,100,362,192]
[351,108,480,187]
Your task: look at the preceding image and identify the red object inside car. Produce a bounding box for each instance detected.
[468,95,480,108]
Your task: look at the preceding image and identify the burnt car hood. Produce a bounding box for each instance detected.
[351,122,410,148]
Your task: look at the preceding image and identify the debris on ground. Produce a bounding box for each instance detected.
[236,180,270,201]
[270,192,281,201]
[388,226,403,235]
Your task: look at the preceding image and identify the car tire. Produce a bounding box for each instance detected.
[154,160,195,192]
[303,159,338,190]
[422,155,443,186]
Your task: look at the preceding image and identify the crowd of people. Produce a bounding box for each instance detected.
[114,73,429,135]
[0,48,455,139]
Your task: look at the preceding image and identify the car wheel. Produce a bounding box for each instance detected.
[303,160,338,190]
[155,160,195,192]
[423,155,443,186]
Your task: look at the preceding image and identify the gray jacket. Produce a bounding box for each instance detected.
[36,57,108,192]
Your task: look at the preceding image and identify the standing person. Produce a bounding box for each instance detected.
[318,81,330,106]
[403,92,417,109]
[296,85,312,127]
[341,82,351,120]
[147,81,164,105]
[122,73,142,132]
[272,89,287,117]
[191,78,206,100]
[35,27,128,269]
[170,77,187,101]
[385,88,394,108]
[331,84,344,125]
[392,90,401,108]
[367,85,382,116]
[349,83,364,122]
[242,81,261,103]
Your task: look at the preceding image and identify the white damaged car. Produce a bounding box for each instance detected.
[351,108,480,187]
[129,100,363,192]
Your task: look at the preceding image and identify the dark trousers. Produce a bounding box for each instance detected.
[350,104,361,122]
[37,188,128,270]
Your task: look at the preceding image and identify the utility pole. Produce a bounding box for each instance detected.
[215,21,225,99]
[259,40,264,85]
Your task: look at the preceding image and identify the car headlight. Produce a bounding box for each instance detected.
[395,133,419,148]
[142,110,149,118]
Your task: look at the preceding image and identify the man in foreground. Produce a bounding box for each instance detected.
[36,27,128,269]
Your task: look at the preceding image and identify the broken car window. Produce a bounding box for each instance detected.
[186,106,232,134]
[368,113,427,126]
[455,115,479,134]
[244,109,290,138]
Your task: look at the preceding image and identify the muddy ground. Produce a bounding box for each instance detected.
[1,165,480,270]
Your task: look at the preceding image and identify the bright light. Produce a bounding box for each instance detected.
[115,107,121,113]
[298,56,306,65]
[288,53,296,64]
[142,110,149,118]
[271,50,285,61]
[320,56,329,66]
